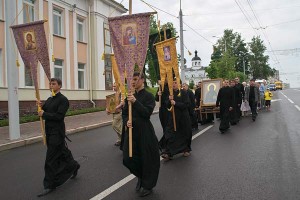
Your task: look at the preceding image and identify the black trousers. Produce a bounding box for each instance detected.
[249,100,257,119]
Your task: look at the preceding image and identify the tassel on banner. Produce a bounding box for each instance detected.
[52,54,55,62]
[51,89,56,97]
[101,53,105,60]
[16,60,20,67]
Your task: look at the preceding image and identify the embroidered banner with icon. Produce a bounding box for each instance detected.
[108,13,151,91]
[154,37,180,92]
[11,20,51,91]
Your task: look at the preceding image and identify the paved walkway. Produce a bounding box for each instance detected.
[0,104,159,151]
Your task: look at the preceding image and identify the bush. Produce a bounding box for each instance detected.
[0,107,105,127]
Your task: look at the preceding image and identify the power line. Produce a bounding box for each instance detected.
[139,0,214,44]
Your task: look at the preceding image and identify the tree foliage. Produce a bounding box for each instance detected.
[206,29,274,82]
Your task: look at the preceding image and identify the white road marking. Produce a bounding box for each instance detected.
[90,125,214,200]
[271,99,282,102]
[288,99,294,104]
[295,105,300,111]
[280,92,295,104]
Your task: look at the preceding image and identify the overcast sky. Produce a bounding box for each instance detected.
[119,0,300,87]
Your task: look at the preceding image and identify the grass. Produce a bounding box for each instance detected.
[0,107,105,127]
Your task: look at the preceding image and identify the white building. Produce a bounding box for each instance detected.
[184,50,207,84]
[0,0,127,114]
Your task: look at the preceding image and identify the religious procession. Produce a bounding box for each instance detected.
[1,0,298,199]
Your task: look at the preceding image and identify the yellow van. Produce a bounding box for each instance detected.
[275,81,283,90]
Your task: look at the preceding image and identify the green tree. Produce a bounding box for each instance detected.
[248,36,275,79]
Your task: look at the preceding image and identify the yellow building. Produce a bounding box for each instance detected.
[0,0,126,115]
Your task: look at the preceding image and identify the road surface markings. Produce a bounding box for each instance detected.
[271,99,282,102]
[90,125,214,200]
[295,105,300,111]
[280,92,294,104]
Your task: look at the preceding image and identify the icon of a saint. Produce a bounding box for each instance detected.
[123,26,136,45]
[25,33,37,50]
[163,46,171,61]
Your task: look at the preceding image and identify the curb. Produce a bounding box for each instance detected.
[0,111,159,152]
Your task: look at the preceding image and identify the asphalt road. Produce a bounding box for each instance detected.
[0,89,300,200]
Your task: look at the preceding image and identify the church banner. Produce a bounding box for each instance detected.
[111,54,126,100]
[154,37,181,93]
[11,20,51,93]
[108,13,151,91]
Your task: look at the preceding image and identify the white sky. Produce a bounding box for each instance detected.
[119,0,300,88]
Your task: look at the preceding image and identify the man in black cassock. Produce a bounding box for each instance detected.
[37,78,80,197]
[216,79,234,133]
[234,77,245,117]
[155,80,169,134]
[244,79,259,121]
[122,73,160,197]
[229,79,241,125]
[160,78,192,160]
[182,83,198,130]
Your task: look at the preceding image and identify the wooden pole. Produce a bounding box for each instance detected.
[172,105,176,131]
[129,0,132,15]
[35,83,46,145]
[159,84,161,108]
[128,0,133,157]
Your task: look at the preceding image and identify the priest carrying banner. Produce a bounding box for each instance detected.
[108,11,160,197]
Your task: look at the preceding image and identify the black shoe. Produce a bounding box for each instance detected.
[135,178,141,192]
[139,188,152,197]
[71,164,80,179]
[252,118,256,121]
[37,188,55,197]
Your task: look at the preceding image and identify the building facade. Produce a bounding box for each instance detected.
[0,0,126,115]
[184,50,207,85]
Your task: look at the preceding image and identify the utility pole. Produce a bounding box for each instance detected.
[243,56,245,75]
[179,0,185,83]
[6,0,20,140]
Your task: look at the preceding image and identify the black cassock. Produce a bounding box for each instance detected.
[122,89,160,190]
[155,85,170,133]
[186,89,198,129]
[230,85,241,124]
[160,89,192,156]
[216,86,234,132]
[42,92,79,189]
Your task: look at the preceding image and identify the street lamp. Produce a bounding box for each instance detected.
[212,36,227,53]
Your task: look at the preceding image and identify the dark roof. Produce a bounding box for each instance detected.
[192,50,201,61]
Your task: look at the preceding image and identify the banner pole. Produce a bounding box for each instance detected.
[35,82,46,145]
[128,0,133,158]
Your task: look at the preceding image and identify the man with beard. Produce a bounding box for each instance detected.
[216,79,234,133]
[37,78,80,197]
[160,78,192,160]
[122,72,160,197]
[182,83,198,130]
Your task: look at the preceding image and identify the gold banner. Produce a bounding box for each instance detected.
[155,37,181,95]
[111,54,126,100]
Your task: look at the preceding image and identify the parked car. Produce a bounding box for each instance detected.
[268,84,276,91]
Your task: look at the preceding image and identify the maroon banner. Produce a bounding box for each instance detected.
[108,13,151,91]
[11,20,51,92]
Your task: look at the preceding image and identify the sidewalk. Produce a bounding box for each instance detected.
[0,105,159,152]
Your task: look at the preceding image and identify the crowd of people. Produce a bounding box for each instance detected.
[35,75,273,198]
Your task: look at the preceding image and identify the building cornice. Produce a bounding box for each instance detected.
[100,0,128,13]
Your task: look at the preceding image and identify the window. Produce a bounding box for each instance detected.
[23,0,35,23]
[54,59,63,83]
[104,54,113,90]
[104,28,110,46]
[25,66,33,86]
[78,63,85,89]
[77,18,84,42]
[53,8,63,36]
